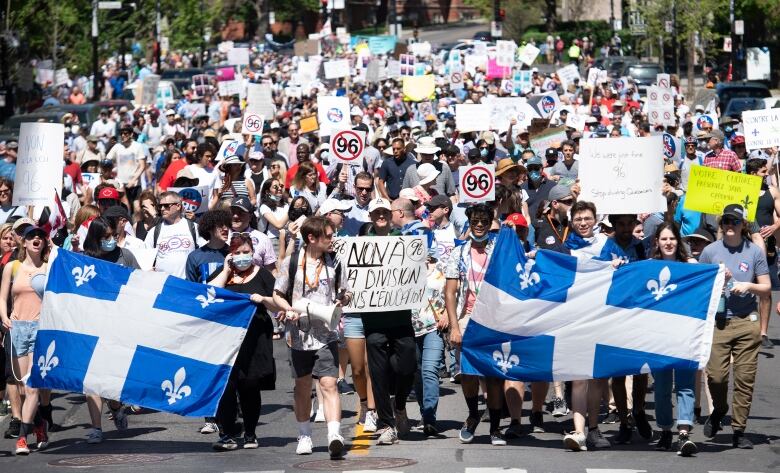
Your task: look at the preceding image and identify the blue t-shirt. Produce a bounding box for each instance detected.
[185,245,228,283]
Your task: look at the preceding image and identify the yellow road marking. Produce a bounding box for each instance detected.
[350,423,372,455]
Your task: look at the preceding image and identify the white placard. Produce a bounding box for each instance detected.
[13,123,64,206]
[647,86,674,109]
[82,172,101,190]
[483,97,536,132]
[216,138,242,162]
[218,41,234,53]
[533,91,561,118]
[692,113,719,134]
[331,236,428,313]
[324,59,350,79]
[455,104,491,133]
[556,64,580,89]
[285,86,303,98]
[217,79,242,97]
[296,61,318,84]
[565,113,586,132]
[246,82,275,119]
[586,68,601,87]
[241,111,265,135]
[317,96,350,135]
[449,69,464,90]
[495,40,516,68]
[518,43,540,66]
[127,248,158,272]
[656,73,671,88]
[746,47,771,81]
[330,129,366,165]
[464,55,487,75]
[36,68,53,85]
[169,185,210,215]
[578,136,666,214]
[409,41,432,57]
[54,68,69,86]
[473,41,488,57]
[386,59,401,79]
[227,47,250,66]
[742,108,780,151]
[140,74,160,106]
[458,164,496,203]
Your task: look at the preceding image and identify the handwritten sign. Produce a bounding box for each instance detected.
[742,108,780,151]
[518,43,540,66]
[578,136,666,214]
[169,185,210,215]
[530,126,567,157]
[459,164,496,203]
[684,167,762,220]
[332,236,428,313]
[13,123,64,206]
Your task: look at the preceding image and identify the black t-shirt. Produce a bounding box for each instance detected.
[522,178,557,220]
[534,214,570,254]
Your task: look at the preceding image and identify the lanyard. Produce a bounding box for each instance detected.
[547,214,569,244]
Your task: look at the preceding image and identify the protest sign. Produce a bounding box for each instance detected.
[459,164,496,203]
[513,70,533,94]
[366,60,381,83]
[169,185,210,215]
[140,74,160,106]
[518,43,540,66]
[82,172,101,190]
[495,40,516,67]
[217,138,242,163]
[36,68,53,85]
[218,41,234,53]
[449,70,464,90]
[500,79,514,95]
[227,47,250,65]
[742,108,780,151]
[215,67,236,81]
[54,68,69,86]
[578,136,666,214]
[367,35,396,55]
[296,61,318,84]
[746,47,771,81]
[692,113,719,134]
[486,58,511,80]
[284,85,303,98]
[662,132,681,163]
[556,64,580,89]
[246,83,275,120]
[241,111,264,135]
[565,113,586,132]
[324,59,350,79]
[473,41,488,56]
[409,41,432,57]
[587,68,601,87]
[179,103,205,120]
[646,86,675,127]
[530,92,561,118]
[399,54,415,76]
[386,59,401,78]
[402,75,435,102]
[331,236,427,313]
[656,73,671,88]
[464,55,487,75]
[330,129,366,165]
[455,104,491,133]
[317,96,350,134]
[483,97,532,132]
[217,79,242,97]
[13,123,64,206]
[684,167,762,220]
[299,115,319,134]
[529,126,568,157]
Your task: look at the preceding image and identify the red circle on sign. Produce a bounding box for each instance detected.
[650,92,658,101]
[452,72,462,83]
[659,79,669,87]
[664,111,671,119]
[462,166,494,200]
[332,130,364,162]
[244,114,263,133]
[663,93,671,102]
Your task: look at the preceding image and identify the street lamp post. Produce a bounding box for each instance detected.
[92,0,100,101]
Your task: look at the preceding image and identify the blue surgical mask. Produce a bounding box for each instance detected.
[100,238,117,252]
[480,148,488,158]
[269,194,281,203]
[232,254,253,271]
[529,170,542,182]
[471,232,489,243]
[724,125,734,134]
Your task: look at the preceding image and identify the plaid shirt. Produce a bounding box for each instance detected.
[703,148,742,172]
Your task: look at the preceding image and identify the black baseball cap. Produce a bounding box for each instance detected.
[722,204,746,220]
[230,196,253,213]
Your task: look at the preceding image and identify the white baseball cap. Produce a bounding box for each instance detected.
[319,198,353,215]
[368,197,392,213]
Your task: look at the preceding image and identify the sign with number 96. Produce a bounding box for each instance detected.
[331,129,366,165]
[459,164,495,203]
[241,113,265,134]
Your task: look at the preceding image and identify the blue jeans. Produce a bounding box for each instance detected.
[413,331,444,425]
[653,368,696,430]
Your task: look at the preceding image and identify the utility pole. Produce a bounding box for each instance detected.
[672,1,679,77]
[610,0,615,36]
[199,0,204,67]
[155,0,161,71]
[92,0,100,101]
[728,0,735,81]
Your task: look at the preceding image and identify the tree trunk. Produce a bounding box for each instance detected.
[253,0,268,40]
[687,32,695,99]
[545,0,556,33]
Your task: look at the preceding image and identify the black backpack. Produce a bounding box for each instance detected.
[152,218,199,249]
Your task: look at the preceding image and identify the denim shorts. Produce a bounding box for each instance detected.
[342,315,365,339]
[11,320,39,357]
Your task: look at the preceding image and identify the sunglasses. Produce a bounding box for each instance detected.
[721,217,742,226]
[160,202,179,209]
[469,218,491,226]
[356,186,372,193]
[557,198,575,205]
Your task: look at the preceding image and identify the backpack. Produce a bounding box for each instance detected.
[153,218,199,249]
[284,248,341,305]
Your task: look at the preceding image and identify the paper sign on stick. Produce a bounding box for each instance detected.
[459,164,496,203]
[13,123,64,206]
[330,129,367,165]
[317,96,350,134]
[169,185,210,215]
[684,167,762,220]
[455,104,491,133]
[241,112,264,135]
[518,43,540,66]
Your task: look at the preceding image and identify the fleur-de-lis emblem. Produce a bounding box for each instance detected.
[741,194,753,211]
[516,259,540,290]
[161,367,192,405]
[71,265,97,287]
[646,266,677,301]
[196,286,224,308]
[37,340,59,379]
[493,341,519,374]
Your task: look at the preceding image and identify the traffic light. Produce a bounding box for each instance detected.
[494,2,505,22]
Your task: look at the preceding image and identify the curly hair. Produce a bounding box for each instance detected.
[197,209,232,240]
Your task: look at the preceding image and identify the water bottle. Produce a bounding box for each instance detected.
[717,279,734,316]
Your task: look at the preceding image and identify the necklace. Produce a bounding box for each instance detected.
[231,268,254,285]
[302,255,324,290]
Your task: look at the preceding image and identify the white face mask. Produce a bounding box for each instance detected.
[232,254,253,271]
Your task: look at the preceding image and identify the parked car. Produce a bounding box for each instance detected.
[715,81,771,115]
[722,97,779,119]
[622,62,663,94]
[123,80,181,110]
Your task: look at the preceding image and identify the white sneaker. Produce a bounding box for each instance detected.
[296,435,313,455]
[376,426,399,445]
[314,406,325,423]
[563,431,588,451]
[363,410,378,433]
[200,422,219,434]
[327,433,345,458]
[394,407,410,437]
[87,428,103,444]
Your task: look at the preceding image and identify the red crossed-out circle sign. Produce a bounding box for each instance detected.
[451,72,462,83]
[462,165,494,200]
[659,78,670,88]
[243,114,263,133]
[332,130,364,162]
[650,91,658,101]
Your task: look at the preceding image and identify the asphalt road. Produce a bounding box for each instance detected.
[1,315,779,473]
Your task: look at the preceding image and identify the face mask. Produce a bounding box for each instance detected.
[480,148,488,158]
[269,194,281,203]
[100,238,117,252]
[232,254,253,271]
[289,208,308,221]
[529,170,542,182]
[471,232,489,243]
[724,125,734,134]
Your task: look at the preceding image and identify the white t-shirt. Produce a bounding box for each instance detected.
[0,205,26,225]
[106,141,145,185]
[90,119,116,143]
[185,164,219,195]
[258,203,288,239]
[143,218,199,279]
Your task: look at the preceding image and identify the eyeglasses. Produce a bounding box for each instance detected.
[159,202,179,209]
[721,217,743,226]
[262,141,273,146]
[270,185,282,191]
[469,218,491,226]
[356,186,372,193]
[572,216,595,223]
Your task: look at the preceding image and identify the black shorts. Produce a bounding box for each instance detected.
[125,185,141,205]
[290,342,339,379]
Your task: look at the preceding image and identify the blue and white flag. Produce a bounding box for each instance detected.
[28,250,255,417]
[462,227,725,382]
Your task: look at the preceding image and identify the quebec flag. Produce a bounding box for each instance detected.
[462,227,725,382]
[28,249,255,417]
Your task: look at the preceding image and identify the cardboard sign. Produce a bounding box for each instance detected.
[529,126,567,157]
[169,185,210,215]
[227,47,250,66]
[13,123,64,206]
[299,115,319,134]
[685,166,762,220]
[331,236,428,313]
[317,96,350,134]
[324,59,350,79]
[140,74,160,106]
[459,164,496,203]
[518,43,540,66]
[495,40,516,67]
[579,136,667,214]
[330,129,366,165]
[455,104,491,133]
[742,108,780,151]
[402,75,434,102]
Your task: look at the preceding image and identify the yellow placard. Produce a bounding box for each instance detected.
[402,75,435,102]
[684,166,762,220]
[299,115,319,134]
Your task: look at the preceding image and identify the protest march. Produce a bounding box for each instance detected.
[1,8,780,471]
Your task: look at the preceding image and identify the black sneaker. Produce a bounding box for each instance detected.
[4,417,20,439]
[614,423,633,444]
[212,434,239,451]
[422,423,440,438]
[337,378,355,395]
[602,410,619,424]
[633,409,653,440]
[732,431,753,449]
[761,334,774,349]
[504,422,524,439]
[530,411,545,433]
[677,432,697,457]
[655,430,673,451]
[703,411,724,438]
